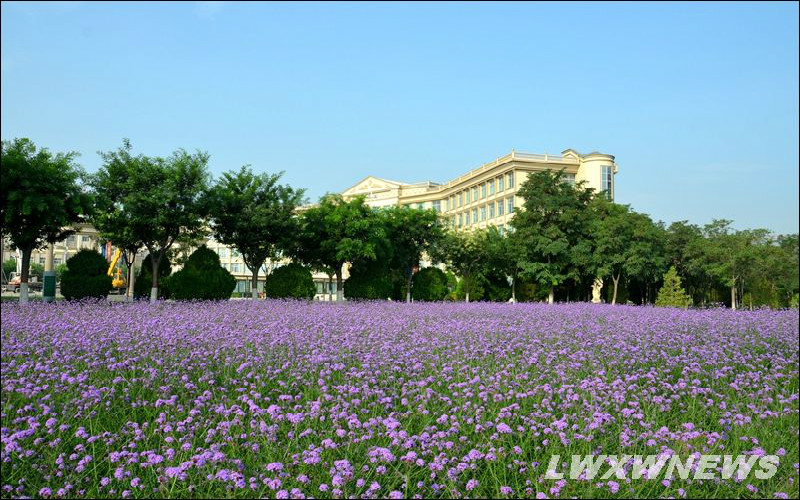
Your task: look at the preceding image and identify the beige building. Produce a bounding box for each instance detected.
[341,149,617,231]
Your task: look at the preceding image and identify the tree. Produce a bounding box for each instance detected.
[379,206,444,303]
[1,138,91,304]
[292,194,383,302]
[96,141,211,302]
[91,139,145,302]
[430,230,486,303]
[700,220,763,310]
[207,166,305,299]
[655,266,692,309]
[134,253,172,300]
[484,226,523,302]
[512,170,595,304]
[3,259,16,282]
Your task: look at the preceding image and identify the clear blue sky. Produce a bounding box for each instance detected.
[2,1,798,233]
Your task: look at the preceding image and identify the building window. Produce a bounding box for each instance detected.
[39,257,46,265]
[602,165,613,198]
[562,173,576,187]
[218,248,228,258]
[66,236,76,247]
[472,208,478,223]
[82,235,90,243]
[489,202,495,219]
[507,172,514,188]
[231,263,242,273]
[471,187,477,201]
[458,193,463,207]
[480,206,486,221]
[498,176,504,191]
[466,190,471,204]
[507,197,514,213]
[497,199,504,216]
[433,200,441,212]
[458,213,463,227]
[488,180,494,195]
[232,248,240,258]
[480,184,486,199]
[54,258,62,265]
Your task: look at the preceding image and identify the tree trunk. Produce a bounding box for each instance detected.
[251,268,259,299]
[511,276,516,303]
[548,286,554,305]
[406,270,412,303]
[126,253,136,303]
[730,284,737,311]
[335,268,343,302]
[19,247,32,305]
[150,252,161,303]
[328,275,333,302]
[612,274,620,305]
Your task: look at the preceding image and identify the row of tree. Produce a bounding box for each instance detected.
[2,137,797,308]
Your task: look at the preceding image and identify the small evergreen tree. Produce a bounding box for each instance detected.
[169,245,235,301]
[411,267,449,302]
[655,266,692,309]
[60,249,112,301]
[264,263,316,299]
[344,262,394,300]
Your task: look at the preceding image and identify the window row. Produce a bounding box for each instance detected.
[444,171,514,211]
[448,197,515,227]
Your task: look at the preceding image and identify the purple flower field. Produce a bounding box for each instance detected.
[1,301,798,499]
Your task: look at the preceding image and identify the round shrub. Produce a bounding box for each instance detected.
[134,253,172,300]
[344,263,393,300]
[411,267,449,302]
[169,245,235,301]
[60,249,112,301]
[265,263,316,299]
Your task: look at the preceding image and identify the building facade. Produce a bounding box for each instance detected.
[341,149,617,231]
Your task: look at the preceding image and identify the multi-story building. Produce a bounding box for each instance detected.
[341,149,617,232]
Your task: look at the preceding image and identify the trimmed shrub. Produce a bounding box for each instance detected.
[264,263,316,299]
[169,245,235,301]
[60,249,112,301]
[344,262,394,300]
[134,253,172,300]
[412,267,449,302]
[655,266,692,309]
[482,269,512,302]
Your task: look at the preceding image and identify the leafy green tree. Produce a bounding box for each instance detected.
[512,170,595,303]
[411,267,449,302]
[207,166,305,299]
[655,266,692,309]
[96,141,211,302]
[91,139,145,302]
[484,226,524,302]
[430,230,486,303]
[1,138,91,304]
[264,263,316,299]
[623,211,668,305]
[292,194,383,301]
[590,198,630,304]
[169,245,236,301]
[60,249,112,301]
[379,206,444,302]
[700,220,765,310]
